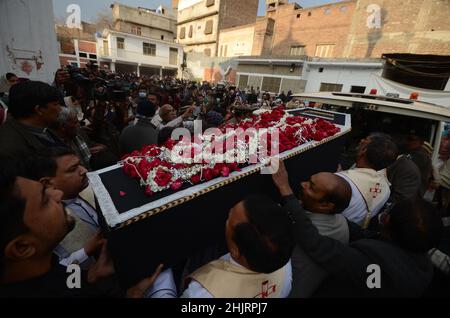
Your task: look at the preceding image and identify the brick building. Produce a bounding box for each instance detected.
[263,0,450,59]
[268,0,356,58]
[343,0,450,58]
[176,0,259,57]
[56,22,99,68]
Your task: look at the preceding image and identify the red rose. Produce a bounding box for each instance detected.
[154,169,173,187]
[123,163,139,178]
[190,174,201,184]
[164,139,176,150]
[212,166,221,177]
[221,166,230,177]
[203,169,213,181]
[313,131,325,141]
[170,180,183,191]
[138,160,153,176]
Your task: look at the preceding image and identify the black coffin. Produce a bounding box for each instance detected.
[87,109,351,288]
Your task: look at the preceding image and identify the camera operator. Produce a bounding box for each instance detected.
[81,98,120,170]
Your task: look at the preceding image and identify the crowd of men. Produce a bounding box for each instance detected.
[0,65,449,298]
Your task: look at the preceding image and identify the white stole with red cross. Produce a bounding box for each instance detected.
[340,168,390,228]
[189,259,285,298]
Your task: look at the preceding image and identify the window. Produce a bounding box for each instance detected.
[204,48,211,57]
[169,48,178,65]
[297,14,301,18]
[224,45,228,57]
[308,12,312,16]
[320,83,343,92]
[204,20,213,35]
[319,67,324,73]
[79,52,87,58]
[89,54,97,59]
[206,0,215,7]
[103,40,109,56]
[238,75,249,90]
[262,77,282,93]
[131,25,142,36]
[189,25,193,38]
[324,8,331,14]
[290,45,305,56]
[161,35,165,40]
[340,6,348,12]
[70,62,78,67]
[179,27,186,39]
[117,37,125,49]
[351,86,366,93]
[143,43,156,56]
[315,44,335,58]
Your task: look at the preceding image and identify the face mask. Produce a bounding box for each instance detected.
[139,92,147,98]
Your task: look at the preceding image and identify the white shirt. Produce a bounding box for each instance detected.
[181,253,292,298]
[145,269,178,298]
[55,197,99,268]
[336,172,388,225]
[64,197,99,230]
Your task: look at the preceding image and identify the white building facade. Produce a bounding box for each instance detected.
[97,30,184,77]
[236,57,385,95]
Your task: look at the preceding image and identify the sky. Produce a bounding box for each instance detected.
[53,0,343,23]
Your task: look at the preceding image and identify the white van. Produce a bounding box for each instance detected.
[292,92,450,163]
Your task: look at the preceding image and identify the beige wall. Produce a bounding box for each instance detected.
[112,4,177,35]
[178,0,221,22]
[238,63,303,77]
[177,0,259,57]
[177,0,220,54]
[178,15,220,54]
[251,17,275,56]
[218,25,255,57]
[115,22,175,42]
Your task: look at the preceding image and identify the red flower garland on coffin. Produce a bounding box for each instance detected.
[122,107,341,196]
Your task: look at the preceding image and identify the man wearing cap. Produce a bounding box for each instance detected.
[119,100,158,156]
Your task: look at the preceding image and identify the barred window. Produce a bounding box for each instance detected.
[262,77,281,94]
[179,27,186,39]
[319,82,343,92]
[290,45,305,56]
[204,20,213,35]
[143,43,156,56]
[117,37,125,50]
[315,44,335,58]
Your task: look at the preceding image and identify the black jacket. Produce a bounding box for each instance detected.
[283,195,433,297]
[0,118,65,158]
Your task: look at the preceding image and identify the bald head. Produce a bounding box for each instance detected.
[324,173,352,214]
[159,104,177,123]
[299,172,352,214]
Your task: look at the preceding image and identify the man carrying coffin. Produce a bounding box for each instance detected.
[176,195,294,298]
[337,133,398,228]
